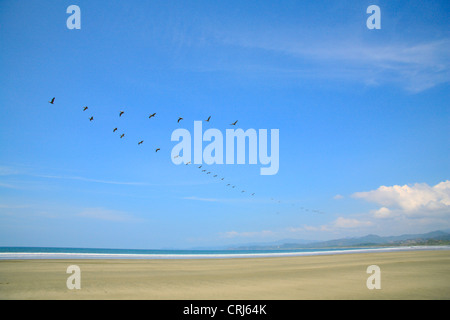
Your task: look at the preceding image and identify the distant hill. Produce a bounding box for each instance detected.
[191,238,316,250]
[229,230,450,250]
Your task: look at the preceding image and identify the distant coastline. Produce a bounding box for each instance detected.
[226,230,450,250]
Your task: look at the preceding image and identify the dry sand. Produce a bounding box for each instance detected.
[0,250,449,300]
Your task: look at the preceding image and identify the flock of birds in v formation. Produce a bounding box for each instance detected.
[48,97,325,214]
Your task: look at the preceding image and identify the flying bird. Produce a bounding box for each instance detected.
[227,184,230,186]
[241,190,245,193]
[198,166,202,169]
[83,106,88,111]
[213,175,217,177]
[202,170,206,172]
[230,120,238,126]
[177,117,183,123]
[156,148,161,152]
[251,193,255,196]
[119,111,124,117]
[221,178,224,181]
[149,113,156,119]
[205,116,211,122]
[174,155,179,158]
[113,128,118,132]
[206,172,211,174]
[138,141,144,145]
[89,117,94,121]
[49,97,55,104]
[120,134,125,139]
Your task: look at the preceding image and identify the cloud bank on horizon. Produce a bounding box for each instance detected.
[226,180,450,241]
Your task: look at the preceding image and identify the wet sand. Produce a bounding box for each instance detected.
[0,250,449,300]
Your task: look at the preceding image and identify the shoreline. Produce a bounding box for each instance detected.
[1,245,449,260]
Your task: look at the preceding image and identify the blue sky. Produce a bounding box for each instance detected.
[0,0,449,249]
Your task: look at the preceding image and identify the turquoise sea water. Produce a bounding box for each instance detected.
[0,246,361,255]
[1,246,449,259]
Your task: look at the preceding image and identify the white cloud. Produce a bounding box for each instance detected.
[333,194,344,200]
[217,27,450,92]
[34,174,149,186]
[0,204,31,209]
[332,217,373,229]
[302,180,450,236]
[288,226,315,233]
[289,217,373,235]
[0,166,21,189]
[0,166,20,176]
[221,181,450,241]
[0,182,19,189]
[352,180,450,218]
[221,230,275,239]
[372,207,391,219]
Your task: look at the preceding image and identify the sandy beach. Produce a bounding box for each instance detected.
[0,250,449,300]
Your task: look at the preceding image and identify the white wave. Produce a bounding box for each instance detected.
[0,246,449,260]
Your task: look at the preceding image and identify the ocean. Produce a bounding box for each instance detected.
[1,245,449,260]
